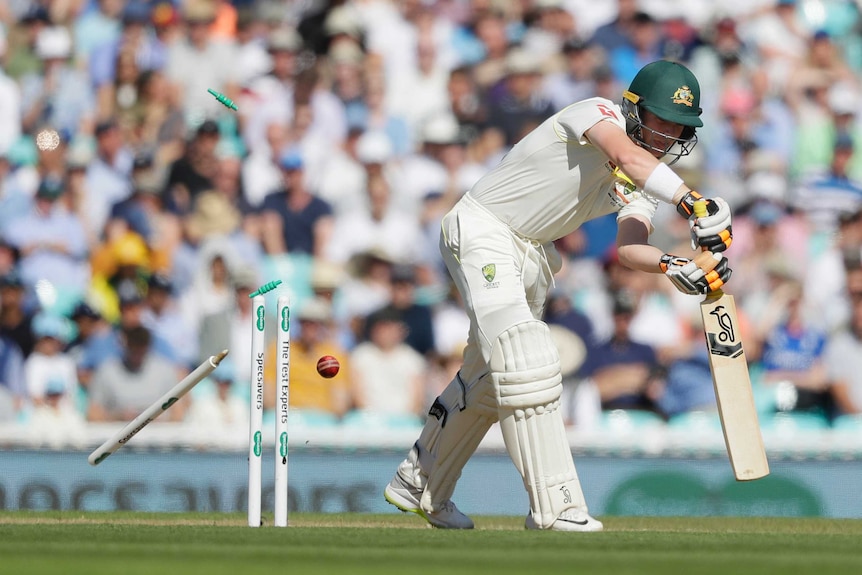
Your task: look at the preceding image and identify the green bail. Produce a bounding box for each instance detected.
[207,88,238,111]
[249,279,283,298]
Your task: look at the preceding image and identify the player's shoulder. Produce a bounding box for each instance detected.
[557,97,623,121]
[554,97,626,137]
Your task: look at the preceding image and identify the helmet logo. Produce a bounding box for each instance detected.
[672,86,694,107]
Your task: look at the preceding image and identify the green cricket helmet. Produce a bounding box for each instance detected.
[621,60,703,164]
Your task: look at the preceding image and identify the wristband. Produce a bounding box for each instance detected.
[643,162,684,204]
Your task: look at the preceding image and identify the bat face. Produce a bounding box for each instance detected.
[701,292,770,481]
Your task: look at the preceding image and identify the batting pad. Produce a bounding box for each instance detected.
[416,373,498,513]
[491,320,587,528]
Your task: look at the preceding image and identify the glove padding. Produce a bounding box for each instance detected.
[660,251,732,295]
[676,192,733,253]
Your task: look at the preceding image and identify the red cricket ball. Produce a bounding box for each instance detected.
[316,355,340,378]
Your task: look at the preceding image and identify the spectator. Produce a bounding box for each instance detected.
[0,41,22,156]
[0,154,32,232]
[364,263,435,357]
[445,65,488,148]
[141,273,197,370]
[730,200,809,328]
[580,291,662,414]
[165,0,238,124]
[415,117,485,242]
[520,0,577,63]
[388,34,450,144]
[793,82,862,182]
[24,312,77,410]
[359,70,411,158]
[341,248,396,339]
[26,377,88,448]
[688,16,757,130]
[740,0,810,93]
[241,26,302,155]
[653,327,716,420]
[89,230,152,322]
[66,300,113,389]
[88,325,183,422]
[470,9,511,91]
[184,358,246,443]
[786,30,856,115]
[542,38,599,113]
[2,175,89,298]
[73,0,124,65]
[589,0,641,56]
[396,114,461,219]
[315,123,376,218]
[0,333,26,415]
[607,11,668,88]
[259,149,334,257]
[241,120,290,209]
[232,8,271,88]
[179,237,242,338]
[89,1,167,105]
[79,281,176,381]
[84,118,134,238]
[794,133,862,234]
[544,290,598,362]
[197,265,258,387]
[824,266,862,415]
[326,173,424,266]
[0,269,35,357]
[107,168,164,244]
[20,26,95,138]
[758,278,833,420]
[4,6,51,80]
[134,69,187,165]
[350,307,426,419]
[164,119,221,215]
[486,48,555,148]
[805,209,862,332]
[264,296,352,417]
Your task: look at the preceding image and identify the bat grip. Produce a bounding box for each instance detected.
[693,199,725,297]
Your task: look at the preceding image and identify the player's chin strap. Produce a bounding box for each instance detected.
[491,320,588,529]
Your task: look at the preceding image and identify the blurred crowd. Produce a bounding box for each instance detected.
[3,0,862,447]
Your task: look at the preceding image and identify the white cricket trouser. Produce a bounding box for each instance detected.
[413,194,575,514]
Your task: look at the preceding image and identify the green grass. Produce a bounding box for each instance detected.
[1,512,861,575]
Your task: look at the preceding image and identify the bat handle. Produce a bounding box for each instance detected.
[693,199,726,298]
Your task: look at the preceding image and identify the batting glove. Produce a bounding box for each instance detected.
[660,252,732,295]
[676,192,733,252]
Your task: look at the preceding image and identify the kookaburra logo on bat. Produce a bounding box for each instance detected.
[707,305,743,358]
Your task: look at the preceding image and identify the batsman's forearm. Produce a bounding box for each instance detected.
[617,242,667,273]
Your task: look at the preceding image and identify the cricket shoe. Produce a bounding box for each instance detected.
[525,508,604,532]
[383,472,474,529]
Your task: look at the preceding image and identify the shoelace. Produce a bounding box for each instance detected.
[437,500,455,514]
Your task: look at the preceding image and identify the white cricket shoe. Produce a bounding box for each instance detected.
[384,472,474,529]
[525,508,604,532]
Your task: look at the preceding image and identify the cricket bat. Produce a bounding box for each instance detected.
[695,201,769,481]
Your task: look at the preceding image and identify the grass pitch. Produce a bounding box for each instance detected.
[1,512,860,575]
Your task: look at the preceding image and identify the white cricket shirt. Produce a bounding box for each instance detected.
[467,97,658,243]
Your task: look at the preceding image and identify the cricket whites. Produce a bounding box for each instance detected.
[695,201,769,481]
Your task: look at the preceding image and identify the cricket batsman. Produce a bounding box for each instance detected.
[384,60,733,531]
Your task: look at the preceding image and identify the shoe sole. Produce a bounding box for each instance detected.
[525,515,604,532]
[383,486,472,529]
[383,486,436,527]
